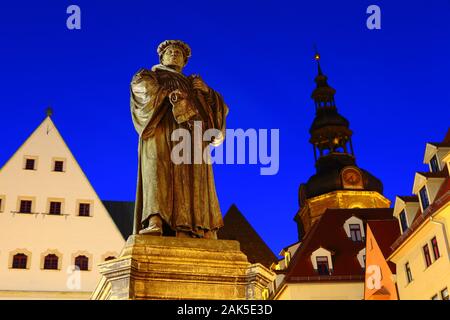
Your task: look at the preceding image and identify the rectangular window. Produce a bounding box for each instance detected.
[19,200,32,213]
[423,244,432,267]
[430,155,440,173]
[419,187,430,211]
[53,161,64,172]
[431,237,440,260]
[316,256,330,275]
[441,288,449,300]
[25,158,35,170]
[49,202,61,215]
[79,203,90,217]
[405,262,413,283]
[349,224,362,241]
[399,210,409,233]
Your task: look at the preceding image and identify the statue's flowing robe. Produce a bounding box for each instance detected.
[130,65,228,236]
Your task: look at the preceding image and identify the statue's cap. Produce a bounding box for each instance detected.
[157,40,192,59]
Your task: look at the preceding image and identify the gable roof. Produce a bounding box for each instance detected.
[218,204,277,268]
[367,220,400,273]
[283,208,394,283]
[102,200,135,239]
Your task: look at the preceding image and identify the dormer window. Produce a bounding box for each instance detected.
[311,247,333,275]
[316,256,330,275]
[399,210,409,233]
[343,216,365,241]
[419,186,430,211]
[350,224,362,241]
[429,155,440,173]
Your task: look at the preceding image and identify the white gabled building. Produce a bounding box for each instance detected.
[0,114,127,299]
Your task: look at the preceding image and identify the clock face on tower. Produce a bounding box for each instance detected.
[341,167,364,189]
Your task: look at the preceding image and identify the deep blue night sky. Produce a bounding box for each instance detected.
[0,1,449,254]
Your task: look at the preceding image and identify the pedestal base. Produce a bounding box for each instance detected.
[91,235,275,300]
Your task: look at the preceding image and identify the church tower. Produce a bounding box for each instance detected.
[295,52,390,239]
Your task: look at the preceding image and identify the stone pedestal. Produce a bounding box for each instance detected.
[91,235,275,300]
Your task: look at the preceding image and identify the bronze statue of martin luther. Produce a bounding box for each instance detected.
[130,40,228,239]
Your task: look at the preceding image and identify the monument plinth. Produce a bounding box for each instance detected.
[91,235,275,300]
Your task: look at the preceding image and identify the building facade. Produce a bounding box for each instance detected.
[388,129,450,300]
[0,115,126,299]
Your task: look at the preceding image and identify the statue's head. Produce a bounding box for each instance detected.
[157,40,191,72]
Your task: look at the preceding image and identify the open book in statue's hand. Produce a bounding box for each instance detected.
[169,90,199,124]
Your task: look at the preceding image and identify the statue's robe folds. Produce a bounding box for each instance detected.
[130,65,228,237]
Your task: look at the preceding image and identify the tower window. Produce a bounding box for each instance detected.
[19,200,32,214]
[430,155,440,173]
[44,254,59,270]
[431,237,440,260]
[49,202,62,215]
[405,262,413,284]
[12,253,28,269]
[25,158,36,170]
[419,187,430,211]
[53,161,64,172]
[75,255,89,271]
[423,244,432,267]
[78,203,90,217]
[399,210,409,233]
[316,256,330,275]
[349,224,362,241]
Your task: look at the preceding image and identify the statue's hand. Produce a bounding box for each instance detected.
[191,75,210,94]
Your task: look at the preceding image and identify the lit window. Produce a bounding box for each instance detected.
[431,237,440,260]
[49,202,62,215]
[441,288,449,300]
[349,224,362,241]
[423,244,432,267]
[430,155,440,173]
[19,200,32,214]
[419,187,430,211]
[399,210,409,233]
[79,203,90,217]
[12,253,28,269]
[53,161,64,172]
[44,254,59,270]
[316,256,330,275]
[75,255,89,271]
[25,158,35,170]
[405,262,413,284]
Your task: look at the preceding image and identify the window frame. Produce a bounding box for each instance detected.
[316,256,330,276]
[429,155,440,173]
[46,198,65,215]
[78,203,91,217]
[74,255,90,271]
[431,237,440,260]
[423,244,432,268]
[419,186,430,211]
[0,195,5,213]
[12,253,28,269]
[51,157,66,173]
[349,223,363,241]
[405,262,413,284]
[24,157,37,170]
[399,210,409,233]
[43,254,59,270]
[19,200,33,214]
